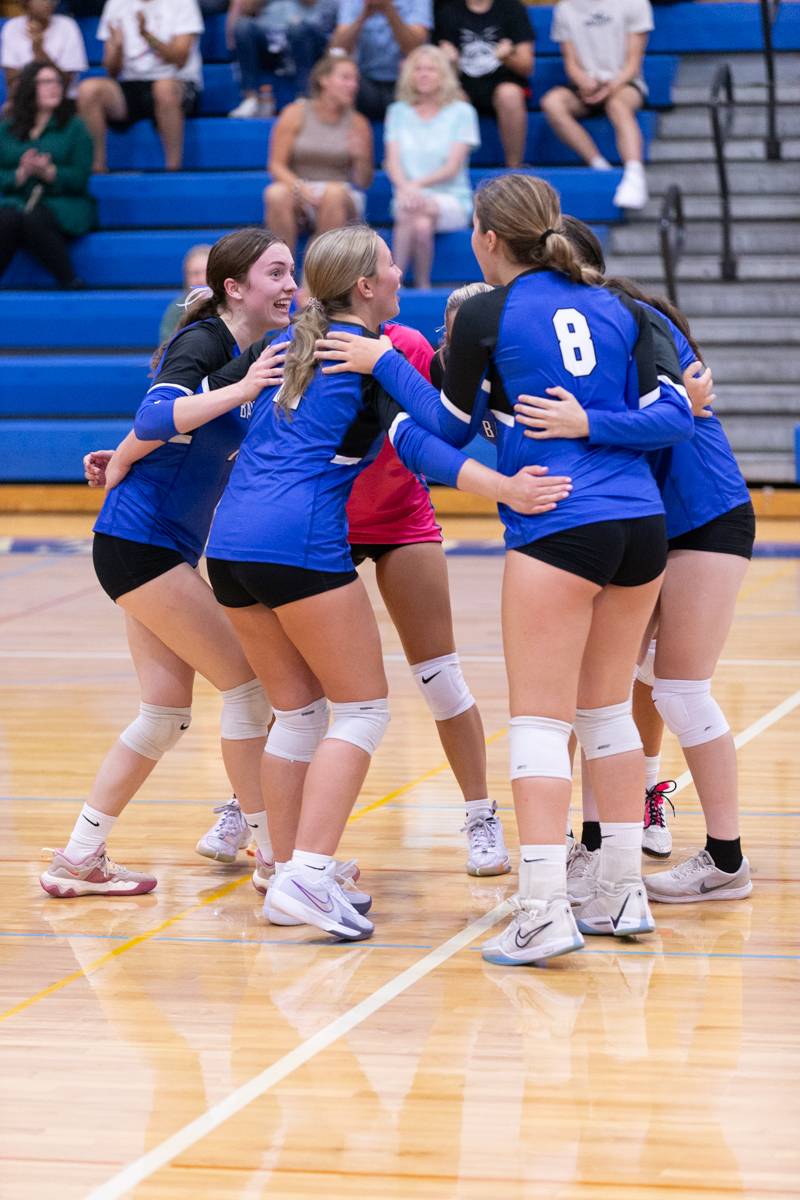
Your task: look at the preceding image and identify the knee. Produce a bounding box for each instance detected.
[494,82,524,113]
[77,77,104,108]
[325,698,390,757]
[152,79,182,108]
[266,696,329,762]
[411,653,474,722]
[509,715,572,781]
[540,87,567,117]
[120,703,192,760]
[264,181,289,206]
[220,678,272,741]
[652,677,729,748]
[574,700,642,760]
[322,182,350,207]
[412,212,434,237]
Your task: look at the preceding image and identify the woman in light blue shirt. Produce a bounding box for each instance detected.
[384,44,479,288]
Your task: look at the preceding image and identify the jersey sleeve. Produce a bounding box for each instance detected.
[135,324,232,440]
[370,386,468,486]
[586,301,694,452]
[372,347,476,447]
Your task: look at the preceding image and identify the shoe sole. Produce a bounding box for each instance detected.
[646,881,753,904]
[40,875,156,898]
[642,845,672,859]
[467,860,512,877]
[265,904,304,926]
[195,841,250,865]
[270,890,374,941]
[482,937,584,967]
[576,917,655,937]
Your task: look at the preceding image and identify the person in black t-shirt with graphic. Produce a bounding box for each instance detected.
[435,0,533,167]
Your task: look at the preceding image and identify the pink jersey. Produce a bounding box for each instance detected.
[346,322,442,546]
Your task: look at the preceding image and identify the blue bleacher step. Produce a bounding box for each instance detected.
[0,355,148,418]
[101,112,655,172]
[0,419,133,482]
[90,165,622,229]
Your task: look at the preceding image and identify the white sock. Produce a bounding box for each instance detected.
[274,860,289,875]
[242,808,272,859]
[599,821,642,884]
[644,756,661,791]
[465,798,493,820]
[292,848,332,874]
[624,159,645,175]
[519,843,567,900]
[590,154,612,170]
[65,803,117,860]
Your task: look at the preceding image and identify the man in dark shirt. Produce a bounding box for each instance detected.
[435,0,533,166]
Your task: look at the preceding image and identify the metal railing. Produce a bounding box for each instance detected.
[709,63,738,282]
[759,0,783,160]
[658,185,685,306]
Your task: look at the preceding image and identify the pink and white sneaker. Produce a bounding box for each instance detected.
[40,845,157,898]
[642,780,677,858]
[251,849,276,895]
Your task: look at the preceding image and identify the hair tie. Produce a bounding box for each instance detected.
[179,285,213,309]
[305,297,326,314]
[538,228,557,247]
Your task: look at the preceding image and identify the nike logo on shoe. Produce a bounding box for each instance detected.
[514,920,552,949]
[421,672,441,685]
[610,893,632,930]
[82,815,100,827]
[292,880,335,912]
[180,723,190,730]
[699,878,735,893]
[246,822,259,829]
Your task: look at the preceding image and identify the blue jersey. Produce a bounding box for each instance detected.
[93,317,251,566]
[372,270,693,549]
[206,322,467,571]
[642,307,751,539]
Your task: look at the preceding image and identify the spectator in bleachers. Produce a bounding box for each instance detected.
[435,0,533,169]
[1,0,88,100]
[264,52,372,250]
[385,45,478,289]
[226,0,337,115]
[76,0,204,173]
[0,61,94,286]
[158,241,211,341]
[540,0,653,209]
[329,0,431,122]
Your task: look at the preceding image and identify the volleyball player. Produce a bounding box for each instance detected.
[202,224,572,941]
[40,229,295,898]
[316,174,694,964]
[516,217,754,903]
[204,314,511,886]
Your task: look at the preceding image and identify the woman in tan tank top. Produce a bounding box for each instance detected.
[265,54,374,251]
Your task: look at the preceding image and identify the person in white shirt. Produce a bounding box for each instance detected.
[540,0,653,209]
[76,0,204,173]
[1,0,88,99]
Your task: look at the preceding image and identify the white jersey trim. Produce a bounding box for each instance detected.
[147,382,193,397]
[331,454,363,465]
[490,408,514,428]
[440,390,471,424]
[658,374,691,405]
[388,411,409,445]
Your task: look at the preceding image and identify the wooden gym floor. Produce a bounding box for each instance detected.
[1,513,799,1199]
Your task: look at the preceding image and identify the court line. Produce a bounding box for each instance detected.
[0,582,99,627]
[83,901,508,1200]
[0,727,506,1024]
[82,683,800,1200]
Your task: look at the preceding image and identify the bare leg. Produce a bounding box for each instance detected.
[374,543,488,802]
[605,84,644,164]
[76,76,127,173]
[264,181,299,252]
[392,208,416,283]
[315,183,357,237]
[655,550,750,839]
[151,78,186,171]
[633,678,664,757]
[539,85,598,165]
[411,209,436,290]
[493,81,528,168]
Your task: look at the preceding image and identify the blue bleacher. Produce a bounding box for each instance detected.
[3,3,799,482]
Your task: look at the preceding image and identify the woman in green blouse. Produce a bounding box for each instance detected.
[0,60,95,288]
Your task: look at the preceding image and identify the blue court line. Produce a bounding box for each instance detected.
[0,559,71,584]
[0,929,797,961]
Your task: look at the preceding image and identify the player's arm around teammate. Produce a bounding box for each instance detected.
[40,230,297,899]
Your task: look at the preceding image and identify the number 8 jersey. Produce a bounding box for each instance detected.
[373,268,693,550]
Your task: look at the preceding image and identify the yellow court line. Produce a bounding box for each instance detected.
[738,562,795,603]
[0,727,508,1025]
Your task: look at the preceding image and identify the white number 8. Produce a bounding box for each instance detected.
[552,308,597,377]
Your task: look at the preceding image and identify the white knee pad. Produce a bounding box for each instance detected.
[509,716,572,781]
[220,678,273,741]
[574,700,642,760]
[266,696,329,763]
[326,698,390,757]
[120,703,192,761]
[410,652,475,722]
[635,639,657,688]
[652,677,729,748]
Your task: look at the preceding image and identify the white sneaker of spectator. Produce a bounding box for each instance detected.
[613,161,648,209]
[229,95,260,119]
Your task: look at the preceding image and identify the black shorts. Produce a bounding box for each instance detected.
[461,68,528,116]
[93,532,187,601]
[207,557,358,609]
[569,80,646,117]
[668,501,755,559]
[349,541,439,566]
[111,79,200,128]
[514,515,667,588]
